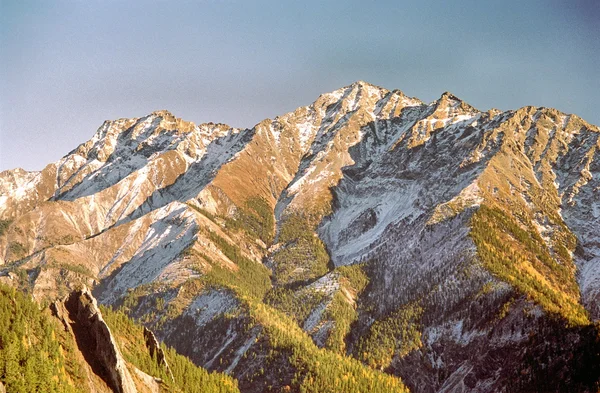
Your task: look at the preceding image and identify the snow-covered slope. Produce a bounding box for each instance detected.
[1,81,599,393]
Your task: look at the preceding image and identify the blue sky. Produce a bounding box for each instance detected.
[1,0,599,170]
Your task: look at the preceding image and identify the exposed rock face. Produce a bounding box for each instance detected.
[2,81,600,392]
[53,287,137,393]
[143,326,174,382]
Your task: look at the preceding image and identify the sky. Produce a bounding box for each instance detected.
[1,0,599,171]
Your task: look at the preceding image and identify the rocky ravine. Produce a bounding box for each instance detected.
[1,81,600,392]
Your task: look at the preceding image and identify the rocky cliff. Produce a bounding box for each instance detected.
[53,287,138,393]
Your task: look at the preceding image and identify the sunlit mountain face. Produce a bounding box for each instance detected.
[1,81,600,393]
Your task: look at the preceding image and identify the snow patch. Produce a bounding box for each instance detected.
[186,290,240,328]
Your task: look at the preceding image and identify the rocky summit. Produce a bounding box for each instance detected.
[1,81,599,392]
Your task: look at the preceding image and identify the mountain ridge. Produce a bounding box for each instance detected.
[1,81,600,392]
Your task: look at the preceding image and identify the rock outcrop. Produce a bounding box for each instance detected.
[52,286,137,393]
[143,326,174,382]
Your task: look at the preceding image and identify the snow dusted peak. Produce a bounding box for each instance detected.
[36,111,222,202]
[346,81,426,108]
[429,91,480,123]
[333,80,386,93]
[198,121,235,129]
[435,91,477,112]
[345,80,390,100]
[350,80,389,94]
[150,109,175,118]
[196,121,238,138]
[0,167,41,206]
[391,89,424,107]
[440,91,459,100]
[325,83,427,121]
[351,80,376,88]
[403,91,480,148]
[319,81,388,107]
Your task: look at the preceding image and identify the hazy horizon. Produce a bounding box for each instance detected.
[1,0,599,171]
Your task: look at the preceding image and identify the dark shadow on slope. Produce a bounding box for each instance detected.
[273,85,359,230]
[91,261,129,306]
[270,98,495,286]
[310,107,503,362]
[152,293,300,392]
[390,297,600,393]
[323,108,600,393]
[511,317,600,393]
[319,105,502,269]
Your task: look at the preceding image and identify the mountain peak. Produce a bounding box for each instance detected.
[149,109,175,118]
[434,90,479,115]
[440,91,459,100]
[323,80,388,97]
[349,80,381,89]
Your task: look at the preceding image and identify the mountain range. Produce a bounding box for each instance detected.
[1,81,599,392]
